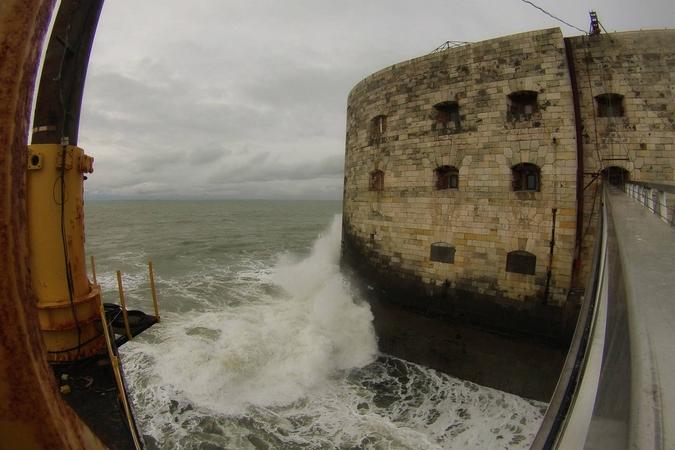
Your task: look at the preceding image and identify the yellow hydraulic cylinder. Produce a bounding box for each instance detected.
[27,143,104,362]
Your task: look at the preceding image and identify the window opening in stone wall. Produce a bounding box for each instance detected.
[506,250,536,275]
[433,101,461,131]
[595,93,624,117]
[370,115,387,144]
[369,170,384,192]
[430,242,455,263]
[512,163,540,191]
[507,90,538,121]
[435,165,459,190]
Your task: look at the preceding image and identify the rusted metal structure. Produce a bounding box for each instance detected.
[27,0,107,362]
[1,1,158,448]
[0,1,106,448]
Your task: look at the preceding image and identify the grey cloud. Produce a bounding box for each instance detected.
[208,153,344,184]
[79,0,673,200]
[83,72,279,141]
[187,146,232,166]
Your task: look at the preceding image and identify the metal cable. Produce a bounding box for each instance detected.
[518,0,588,35]
[55,6,83,358]
[581,37,605,171]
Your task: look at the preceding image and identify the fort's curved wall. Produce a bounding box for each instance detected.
[567,30,675,283]
[342,28,674,339]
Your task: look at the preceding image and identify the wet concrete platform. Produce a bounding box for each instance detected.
[50,305,157,450]
[52,354,135,450]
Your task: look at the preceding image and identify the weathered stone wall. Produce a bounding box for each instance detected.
[343,27,675,339]
[566,30,675,284]
[343,28,578,328]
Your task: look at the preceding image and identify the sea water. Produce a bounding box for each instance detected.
[85,200,546,450]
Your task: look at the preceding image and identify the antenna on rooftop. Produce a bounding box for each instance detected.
[430,41,471,54]
[589,11,602,35]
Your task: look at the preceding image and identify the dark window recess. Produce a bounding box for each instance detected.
[512,163,541,192]
[595,93,625,117]
[433,101,461,130]
[506,250,536,275]
[435,165,459,190]
[370,115,387,144]
[430,243,455,263]
[369,170,384,192]
[507,91,538,120]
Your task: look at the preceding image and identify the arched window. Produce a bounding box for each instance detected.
[506,250,536,275]
[512,163,540,192]
[434,165,459,190]
[370,115,387,144]
[507,90,538,121]
[433,101,460,130]
[595,93,624,117]
[369,170,384,192]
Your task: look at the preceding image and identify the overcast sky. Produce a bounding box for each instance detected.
[75,0,673,200]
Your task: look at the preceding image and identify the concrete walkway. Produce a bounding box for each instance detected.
[601,187,675,449]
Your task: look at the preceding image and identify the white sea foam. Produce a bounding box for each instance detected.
[123,216,377,415]
[121,215,546,449]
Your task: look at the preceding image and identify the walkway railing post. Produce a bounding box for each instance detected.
[90,255,97,285]
[115,270,133,341]
[659,191,667,223]
[148,261,160,323]
[625,182,675,226]
[97,298,142,450]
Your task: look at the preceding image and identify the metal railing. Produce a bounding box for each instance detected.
[624,181,675,226]
[531,186,675,449]
[530,187,607,450]
[90,257,163,450]
[90,257,162,343]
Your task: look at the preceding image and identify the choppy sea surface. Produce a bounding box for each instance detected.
[85,200,546,450]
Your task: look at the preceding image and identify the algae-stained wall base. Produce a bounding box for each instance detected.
[342,27,675,341]
[365,292,567,402]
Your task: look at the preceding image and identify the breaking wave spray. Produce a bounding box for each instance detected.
[117,214,544,449]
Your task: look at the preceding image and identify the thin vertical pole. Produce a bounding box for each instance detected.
[98,296,116,369]
[97,297,142,450]
[116,270,133,341]
[148,260,160,323]
[90,255,97,284]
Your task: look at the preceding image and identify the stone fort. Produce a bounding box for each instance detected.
[342,28,674,342]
